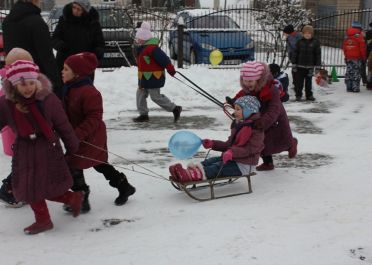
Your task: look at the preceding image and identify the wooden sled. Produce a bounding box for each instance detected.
[169,172,256,201]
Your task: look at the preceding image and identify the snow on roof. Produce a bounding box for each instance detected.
[177,9,221,17]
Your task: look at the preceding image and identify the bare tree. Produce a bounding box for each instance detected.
[254,0,313,67]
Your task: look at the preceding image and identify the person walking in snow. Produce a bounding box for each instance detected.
[61,52,136,213]
[169,95,264,182]
[283,24,302,93]
[133,21,182,123]
[52,0,105,80]
[366,22,372,89]
[0,60,82,235]
[343,24,367,93]
[351,21,368,86]
[0,48,34,207]
[292,25,321,101]
[228,61,298,171]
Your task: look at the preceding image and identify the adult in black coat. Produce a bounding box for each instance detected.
[2,0,63,98]
[52,2,105,78]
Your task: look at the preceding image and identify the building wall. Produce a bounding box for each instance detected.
[336,0,361,10]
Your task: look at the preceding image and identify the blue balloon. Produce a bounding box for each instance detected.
[168,131,202,159]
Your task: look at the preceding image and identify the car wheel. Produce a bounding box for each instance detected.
[169,42,177,60]
[190,49,197,64]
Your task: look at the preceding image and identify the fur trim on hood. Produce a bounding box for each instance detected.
[3,73,53,101]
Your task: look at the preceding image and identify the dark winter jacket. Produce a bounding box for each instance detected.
[2,1,63,98]
[212,114,265,166]
[63,77,108,169]
[343,27,367,61]
[276,72,289,102]
[366,29,372,55]
[292,37,322,68]
[52,3,105,72]
[0,75,79,203]
[286,31,302,63]
[253,81,294,156]
[136,38,175,89]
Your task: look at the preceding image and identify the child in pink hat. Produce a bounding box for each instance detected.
[227,61,298,171]
[0,60,82,234]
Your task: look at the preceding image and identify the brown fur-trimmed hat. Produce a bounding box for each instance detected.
[302,25,314,35]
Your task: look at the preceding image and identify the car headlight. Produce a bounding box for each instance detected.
[201,43,216,50]
[246,40,254,49]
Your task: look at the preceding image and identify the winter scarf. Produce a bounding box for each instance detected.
[13,96,56,142]
[62,77,93,97]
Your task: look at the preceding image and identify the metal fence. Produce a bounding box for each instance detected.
[1,5,372,74]
[131,7,372,75]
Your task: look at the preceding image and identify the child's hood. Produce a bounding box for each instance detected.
[346,27,362,38]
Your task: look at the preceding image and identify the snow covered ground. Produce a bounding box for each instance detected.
[1,66,372,265]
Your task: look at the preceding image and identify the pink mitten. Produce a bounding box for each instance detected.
[202,139,214,149]
[222,149,233,164]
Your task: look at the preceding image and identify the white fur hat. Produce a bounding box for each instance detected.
[135,21,153,41]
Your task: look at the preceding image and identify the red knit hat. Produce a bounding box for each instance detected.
[64,52,98,77]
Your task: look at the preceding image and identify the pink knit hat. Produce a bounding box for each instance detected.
[240,62,265,81]
[5,60,39,86]
[135,21,153,41]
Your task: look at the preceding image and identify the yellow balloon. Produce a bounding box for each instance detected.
[209,49,223,65]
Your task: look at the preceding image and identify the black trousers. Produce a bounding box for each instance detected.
[295,68,313,99]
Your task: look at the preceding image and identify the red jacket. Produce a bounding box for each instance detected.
[64,78,108,169]
[233,80,294,156]
[343,27,367,60]
[0,75,79,203]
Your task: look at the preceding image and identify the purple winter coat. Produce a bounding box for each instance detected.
[257,82,293,156]
[0,75,79,203]
[211,113,265,165]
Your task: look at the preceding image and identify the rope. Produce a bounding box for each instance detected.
[174,71,224,108]
[75,141,170,182]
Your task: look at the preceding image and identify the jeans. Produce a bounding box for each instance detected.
[201,156,242,179]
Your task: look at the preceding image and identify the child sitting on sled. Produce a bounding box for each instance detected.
[169,95,265,183]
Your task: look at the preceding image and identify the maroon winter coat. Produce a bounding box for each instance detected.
[64,78,108,169]
[211,113,265,165]
[0,75,79,203]
[255,81,293,155]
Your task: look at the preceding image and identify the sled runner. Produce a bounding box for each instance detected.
[169,172,256,201]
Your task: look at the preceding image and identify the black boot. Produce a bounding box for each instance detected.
[133,114,149,122]
[172,106,182,122]
[94,164,136,205]
[64,169,91,213]
[0,174,23,207]
[112,173,136,206]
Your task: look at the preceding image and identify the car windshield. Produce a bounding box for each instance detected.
[189,15,239,29]
[99,9,131,28]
